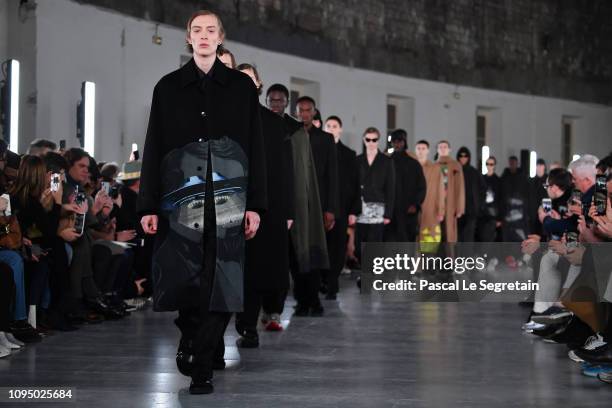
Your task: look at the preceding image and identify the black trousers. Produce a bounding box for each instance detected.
[325,217,348,295]
[235,287,286,336]
[355,223,385,261]
[175,147,231,380]
[458,215,477,242]
[289,239,321,308]
[0,263,14,331]
[385,213,419,242]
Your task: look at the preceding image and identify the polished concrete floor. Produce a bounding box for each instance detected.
[1,276,610,408]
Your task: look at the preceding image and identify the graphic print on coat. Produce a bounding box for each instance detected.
[152,136,248,312]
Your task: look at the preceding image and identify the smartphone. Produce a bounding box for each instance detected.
[50,173,61,192]
[542,198,552,214]
[109,185,120,199]
[132,143,139,160]
[59,140,66,150]
[75,192,86,206]
[595,175,607,216]
[566,231,579,248]
[1,193,11,216]
[74,213,85,235]
[101,181,111,195]
[571,189,582,206]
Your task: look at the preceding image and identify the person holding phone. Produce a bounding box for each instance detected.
[137,10,266,395]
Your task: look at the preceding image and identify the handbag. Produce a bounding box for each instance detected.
[0,215,22,250]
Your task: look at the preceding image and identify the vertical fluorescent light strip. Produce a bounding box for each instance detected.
[83,81,96,155]
[481,145,489,175]
[529,151,537,178]
[572,154,580,162]
[9,60,20,153]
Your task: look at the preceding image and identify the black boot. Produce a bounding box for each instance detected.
[236,332,259,348]
[189,378,214,394]
[176,338,194,376]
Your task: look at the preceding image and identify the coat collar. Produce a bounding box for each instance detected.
[180,57,229,88]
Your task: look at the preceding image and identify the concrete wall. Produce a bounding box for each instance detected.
[19,0,612,167]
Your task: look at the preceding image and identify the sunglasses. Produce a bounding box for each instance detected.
[364,138,379,143]
[486,163,495,167]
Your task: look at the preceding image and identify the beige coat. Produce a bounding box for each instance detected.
[436,156,465,243]
[418,160,445,239]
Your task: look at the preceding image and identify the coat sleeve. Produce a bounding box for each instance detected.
[455,163,466,216]
[324,135,339,216]
[282,136,295,220]
[436,172,445,219]
[414,161,427,208]
[245,85,268,214]
[348,152,361,216]
[384,158,396,219]
[137,83,163,217]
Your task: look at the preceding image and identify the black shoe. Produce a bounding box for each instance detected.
[575,344,612,364]
[212,359,226,370]
[236,334,259,348]
[176,338,194,377]
[47,310,79,332]
[310,304,324,317]
[319,283,329,294]
[531,323,565,339]
[189,378,214,395]
[10,320,43,343]
[293,304,309,317]
[325,293,337,300]
[544,316,593,348]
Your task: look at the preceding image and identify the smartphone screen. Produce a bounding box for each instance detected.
[595,175,607,216]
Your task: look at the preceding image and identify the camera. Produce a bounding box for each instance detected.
[75,192,86,206]
[109,185,120,200]
[570,189,582,206]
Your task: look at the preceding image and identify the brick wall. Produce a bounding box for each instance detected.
[76,0,612,105]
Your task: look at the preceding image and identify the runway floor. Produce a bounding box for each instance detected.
[1,275,610,407]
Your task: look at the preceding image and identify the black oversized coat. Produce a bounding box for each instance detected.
[244,106,294,291]
[308,126,339,216]
[137,58,267,313]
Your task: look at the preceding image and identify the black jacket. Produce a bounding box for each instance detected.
[308,126,339,216]
[390,151,426,214]
[462,164,486,217]
[356,152,396,219]
[336,140,360,217]
[529,174,548,235]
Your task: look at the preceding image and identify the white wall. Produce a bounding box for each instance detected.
[27,0,612,166]
[2,0,37,153]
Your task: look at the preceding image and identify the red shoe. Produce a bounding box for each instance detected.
[505,255,518,269]
[265,315,283,331]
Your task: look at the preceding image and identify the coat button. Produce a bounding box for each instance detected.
[197,166,202,171]
[200,111,206,118]
[194,223,200,229]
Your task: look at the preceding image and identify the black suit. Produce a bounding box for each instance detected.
[325,140,359,295]
[385,151,426,242]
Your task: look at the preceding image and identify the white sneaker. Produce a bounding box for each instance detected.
[124,298,147,311]
[486,258,499,273]
[0,332,21,350]
[341,267,352,275]
[568,333,607,363]
[5,333,24,347]
[0,344,10,358]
